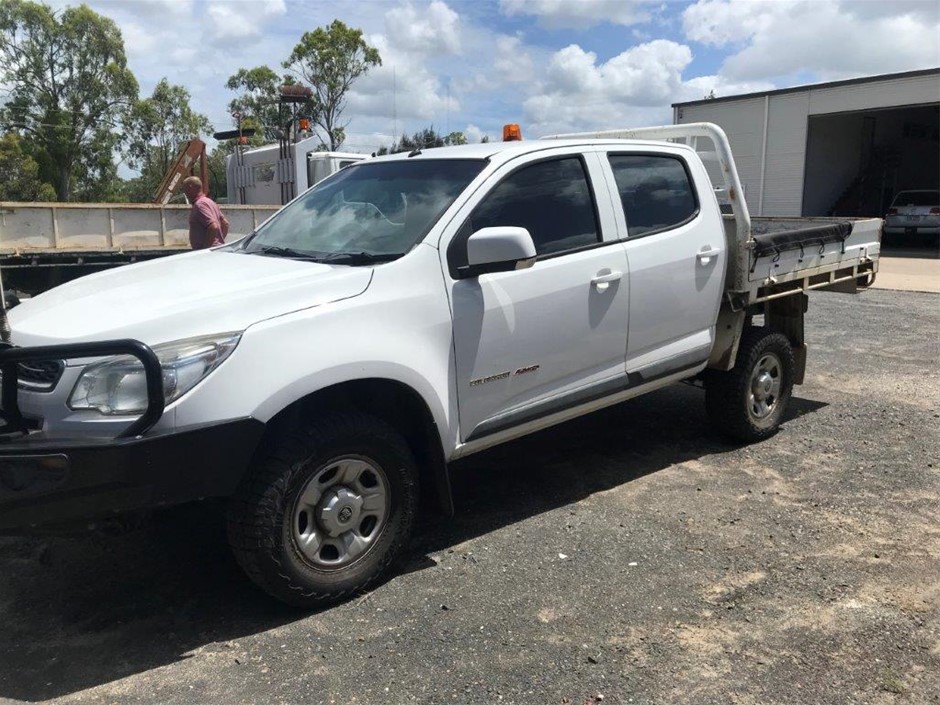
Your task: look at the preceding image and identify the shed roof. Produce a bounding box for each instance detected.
[672,67,940,108]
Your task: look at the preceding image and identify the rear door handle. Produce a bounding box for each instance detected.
[697,246,719,263]
[591,270,622,292]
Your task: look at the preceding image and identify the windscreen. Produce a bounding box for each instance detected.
[892,191,939,207]
[242,159,486,260]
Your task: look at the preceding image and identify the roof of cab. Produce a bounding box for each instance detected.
[367,137,686,166]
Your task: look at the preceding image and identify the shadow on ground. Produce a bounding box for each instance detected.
[0,384,826,702]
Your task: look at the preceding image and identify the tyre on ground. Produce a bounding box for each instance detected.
[705,326,795,443]
[227,412,419,608]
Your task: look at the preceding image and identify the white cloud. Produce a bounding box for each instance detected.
[677,74,775,103]
[347,1,468,129]
[463,123,486,143]
[348,40,454,126]
[206,0,287,43]
[840,0,939,23]
[385,1,461,55]
[105,0,194,18]
[682,0,784,47]
[523,40,696,134]
[493,35,536,84]
[683,0,940,81]
[499,0,657,29]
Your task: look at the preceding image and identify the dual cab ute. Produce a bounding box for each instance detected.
[0,124,880,607]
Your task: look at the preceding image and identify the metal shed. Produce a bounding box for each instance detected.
[672,68,940,217]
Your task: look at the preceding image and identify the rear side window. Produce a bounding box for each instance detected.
[609,155,698,237]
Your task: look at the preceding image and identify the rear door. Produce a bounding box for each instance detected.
[442,150,629,443]
[601,149,726,381]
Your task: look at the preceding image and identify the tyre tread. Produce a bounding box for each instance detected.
[227,412,417,607]
[705,326,794,443]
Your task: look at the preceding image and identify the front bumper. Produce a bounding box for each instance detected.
[0,338,265,532]
[0,418,265,532]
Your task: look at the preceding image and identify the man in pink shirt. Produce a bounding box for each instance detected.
[183,176,229,249]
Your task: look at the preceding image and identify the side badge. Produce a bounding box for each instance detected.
[470,364,540,387]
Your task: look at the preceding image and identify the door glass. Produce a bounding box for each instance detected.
[449,157,600,274]
[608,155,698,237]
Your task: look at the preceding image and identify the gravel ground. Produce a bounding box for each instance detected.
[0,288,937,705]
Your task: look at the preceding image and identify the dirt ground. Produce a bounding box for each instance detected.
[0,288,937,705]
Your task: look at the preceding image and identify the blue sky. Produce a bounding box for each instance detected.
[51,0,940,154]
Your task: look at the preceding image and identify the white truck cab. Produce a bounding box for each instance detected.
[0,124,880,607]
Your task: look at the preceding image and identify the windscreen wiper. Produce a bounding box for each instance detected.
[318,251,402,265]
[252,245,324,260]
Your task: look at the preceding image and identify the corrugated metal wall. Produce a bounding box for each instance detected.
[675,98,766,214]
[761,93,810,215]
[675,71,940,216]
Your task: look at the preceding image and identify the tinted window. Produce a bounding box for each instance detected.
[609,155,697,237]
[451,158,599,271]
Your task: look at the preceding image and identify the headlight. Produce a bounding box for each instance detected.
[68,333,241,415]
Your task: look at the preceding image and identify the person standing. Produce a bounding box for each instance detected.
[182,176,229,250]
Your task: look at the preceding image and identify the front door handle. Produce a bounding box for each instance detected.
[591,270,622,292]
[697,246,718,264]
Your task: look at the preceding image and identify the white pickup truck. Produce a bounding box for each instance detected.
[0,124,880,607]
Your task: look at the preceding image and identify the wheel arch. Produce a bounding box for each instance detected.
[262,378,454,516]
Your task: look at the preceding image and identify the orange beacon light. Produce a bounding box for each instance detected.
[502,123,523,141]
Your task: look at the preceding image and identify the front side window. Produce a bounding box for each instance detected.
[449,157,600,273]
[609,155,698,237]
[241,159,486,263]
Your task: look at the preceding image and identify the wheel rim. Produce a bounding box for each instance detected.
[290,455,390,570]
[748,352,782,422]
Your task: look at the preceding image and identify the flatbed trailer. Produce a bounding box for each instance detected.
[0,202,279,294]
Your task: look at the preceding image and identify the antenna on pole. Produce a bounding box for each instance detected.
[392,66,398,141]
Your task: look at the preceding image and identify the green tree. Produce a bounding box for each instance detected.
[284,19,380,151]
[226,66,300,143]
[0,0,138,201]
[71,130,125,202]
[124,78,212,201]
[0,133,56,200]
[376,127,466,155]
[207,142,233,202]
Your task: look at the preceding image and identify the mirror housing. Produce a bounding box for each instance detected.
[459,227,537,278]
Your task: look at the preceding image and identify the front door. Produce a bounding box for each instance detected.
[444,153,630,442]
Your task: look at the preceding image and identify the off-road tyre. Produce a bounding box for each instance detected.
[705,327,795,443]
[227,412,418,608]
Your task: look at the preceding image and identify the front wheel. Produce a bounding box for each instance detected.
[705,327,795,442]
[227,413,418,608]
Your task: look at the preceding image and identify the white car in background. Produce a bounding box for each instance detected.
[883,190,940,238]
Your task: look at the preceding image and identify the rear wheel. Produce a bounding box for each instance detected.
[705,327,794,442]
[227,412,418,608]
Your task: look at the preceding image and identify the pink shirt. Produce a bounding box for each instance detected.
[189,194,227,249]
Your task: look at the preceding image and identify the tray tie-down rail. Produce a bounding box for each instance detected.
[748,221,853,274]
[0,340,164,440]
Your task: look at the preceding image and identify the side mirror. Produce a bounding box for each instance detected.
[459,226,537,278]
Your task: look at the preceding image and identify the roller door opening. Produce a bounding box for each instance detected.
[802,104,939,220]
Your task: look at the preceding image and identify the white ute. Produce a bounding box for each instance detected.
[0,124,881,606]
